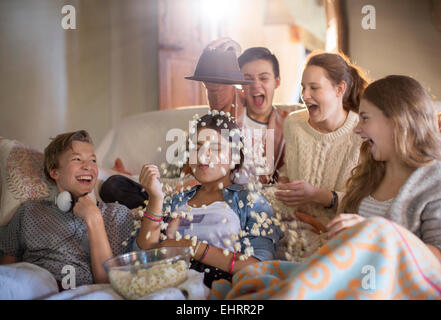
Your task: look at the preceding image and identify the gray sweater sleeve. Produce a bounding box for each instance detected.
[420,199,441,250]
[384,161,441,251]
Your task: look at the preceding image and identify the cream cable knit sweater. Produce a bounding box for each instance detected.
[269,109,362,260]
[279,109,362,225]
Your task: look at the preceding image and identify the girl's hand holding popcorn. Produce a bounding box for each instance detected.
[139,164,163,199]
[275,180,318,206]
[326,213,366,239]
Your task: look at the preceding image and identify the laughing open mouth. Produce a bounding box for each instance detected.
[76,175,93,183]
[307,104,319,112]
[252,94,265,107]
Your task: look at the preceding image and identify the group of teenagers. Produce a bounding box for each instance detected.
[1,37,441,299]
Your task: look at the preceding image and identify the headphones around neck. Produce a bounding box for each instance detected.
[55,191,97,212]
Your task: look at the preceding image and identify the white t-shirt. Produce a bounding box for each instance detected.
[243,110,268,131]
[169,201,241,252]
[235,109,273,184]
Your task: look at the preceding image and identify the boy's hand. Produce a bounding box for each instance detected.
[73,193,101,221]
[139,164,164,199]
[205,37,241,56]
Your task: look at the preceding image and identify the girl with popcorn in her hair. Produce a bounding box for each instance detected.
[135,112,283,286]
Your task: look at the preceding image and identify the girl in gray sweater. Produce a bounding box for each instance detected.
[327,75,441,264]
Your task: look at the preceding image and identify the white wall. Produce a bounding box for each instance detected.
[218,0,312,105]
[8,0,439,153]
[346,0,441,100]
[0,0,159,151]
[63,0,159,148]
[0,0,68,150]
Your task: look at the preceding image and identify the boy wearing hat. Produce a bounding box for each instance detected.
[0,130,135,288]
[187,38,289,184]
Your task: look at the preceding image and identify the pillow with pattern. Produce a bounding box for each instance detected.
[0,137,57,226]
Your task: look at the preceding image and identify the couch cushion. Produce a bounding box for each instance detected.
[0,137,57,226]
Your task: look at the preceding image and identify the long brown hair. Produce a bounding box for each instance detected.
[306,51,368,113]
[340,75,441,213]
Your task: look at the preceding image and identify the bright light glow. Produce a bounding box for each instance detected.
[201,0,233,23]
[325,19,338,52]
[200,0,240,38]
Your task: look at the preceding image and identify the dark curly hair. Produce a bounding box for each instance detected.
[191,113,245,173]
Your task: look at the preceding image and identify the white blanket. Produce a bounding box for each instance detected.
[0,262,59,300]
[0,262,209,300]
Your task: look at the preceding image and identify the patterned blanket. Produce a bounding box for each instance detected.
[210,217,441,299]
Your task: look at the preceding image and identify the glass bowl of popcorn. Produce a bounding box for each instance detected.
[103,246,191,300]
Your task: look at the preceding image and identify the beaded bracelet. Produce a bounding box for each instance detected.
[143,211,163,222]
[145,206,163,218]
[229,252,236,274]
[200,244,210,262]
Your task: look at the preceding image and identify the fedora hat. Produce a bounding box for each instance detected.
[185,49,254,85]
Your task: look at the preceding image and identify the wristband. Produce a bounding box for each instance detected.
[229,252,236,274]
[200,244,210,262]
[143,211,163,222]
[145,206,163,218]
[193,241,201,257]
[324,191,338,209]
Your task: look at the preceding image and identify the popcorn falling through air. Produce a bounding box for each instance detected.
[120,112,276,265]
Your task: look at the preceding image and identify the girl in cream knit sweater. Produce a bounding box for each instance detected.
[280,108,361,226]
[271,52,368,261]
